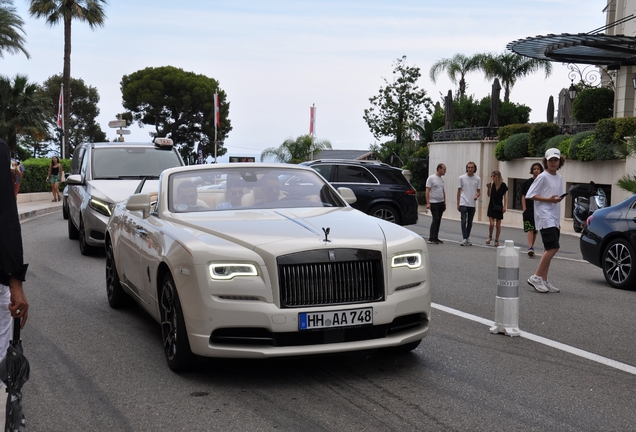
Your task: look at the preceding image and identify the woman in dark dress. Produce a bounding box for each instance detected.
[486,170,508,247]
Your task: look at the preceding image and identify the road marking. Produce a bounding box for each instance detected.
[432,302,636,376]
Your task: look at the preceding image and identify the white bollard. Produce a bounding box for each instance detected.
[489,240,520,337]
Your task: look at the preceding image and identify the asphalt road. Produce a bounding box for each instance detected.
[18,212,636,431]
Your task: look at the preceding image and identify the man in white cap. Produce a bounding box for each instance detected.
[524,148,565,293]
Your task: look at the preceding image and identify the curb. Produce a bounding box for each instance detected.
[19,206,60,221]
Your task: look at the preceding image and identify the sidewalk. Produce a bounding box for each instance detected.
[16,192,62,222]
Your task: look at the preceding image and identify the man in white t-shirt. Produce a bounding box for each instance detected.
[425,163,446,244]
[456,161,481,246]
[525,148,565,293]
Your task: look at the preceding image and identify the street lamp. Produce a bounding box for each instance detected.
[568,81,577,100]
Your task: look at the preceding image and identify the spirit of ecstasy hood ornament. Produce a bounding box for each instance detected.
[322,227,331,243]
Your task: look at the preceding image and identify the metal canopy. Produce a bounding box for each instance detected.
[507,33,636,67]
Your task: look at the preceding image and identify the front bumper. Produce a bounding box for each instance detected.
[182,282,431,359]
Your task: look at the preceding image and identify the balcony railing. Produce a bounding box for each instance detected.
[432,123,597,142]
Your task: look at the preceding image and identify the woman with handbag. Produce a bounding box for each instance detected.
[46,156,64,202]
[486,170,508,247]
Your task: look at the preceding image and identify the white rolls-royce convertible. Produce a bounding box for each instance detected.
[105,163,431,371]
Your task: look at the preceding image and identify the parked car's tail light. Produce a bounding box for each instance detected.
[405,189,417,195]
[391,252,422,269]
[89,197,115,217]
[585,214,594,227]
[209,263,258,280]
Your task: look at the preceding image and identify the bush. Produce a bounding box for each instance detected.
[20,157,70,193]
[543,134,569,153]
[504,133,529,160]
[613,117,636,142]
[558,137,572,159]
[528,122,560,157]
[576,135,596,161]
[494,139,509,161]
[572,87,614,123]
[595,118,615,146]
[498,124,532,141]
[568,131,595,161]
[404,146,429,193]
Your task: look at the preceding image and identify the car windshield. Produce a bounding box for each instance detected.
[168,167,346,213]
[92,147,182,179]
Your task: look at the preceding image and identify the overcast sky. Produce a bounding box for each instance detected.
[3,0,605,160]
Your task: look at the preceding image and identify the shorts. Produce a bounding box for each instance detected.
[522,210,536,233]
[539,227,560,251]
[49,174,60,184]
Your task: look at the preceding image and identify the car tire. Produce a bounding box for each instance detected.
[160,273,196,372]
[105,240,131,308]
[573,222,583,233]
[388,339,421,354]
[369,204,400,225]
[79,217,99,256]
[68,215,79,240]
[602,239,636,289]
[62,199,69,220]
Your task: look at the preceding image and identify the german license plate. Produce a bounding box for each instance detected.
[298,307,373,330]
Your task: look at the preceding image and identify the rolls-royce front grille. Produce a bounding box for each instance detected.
[277,249,384,308]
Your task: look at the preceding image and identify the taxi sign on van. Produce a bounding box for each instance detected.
[153,137,174,149]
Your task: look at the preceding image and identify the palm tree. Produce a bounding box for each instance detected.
[0,0,29,58]
[429,53,485,98]
[0,74,50,153]
[29,0,107,157]
[260,135,332,164]
[482,52,552,103]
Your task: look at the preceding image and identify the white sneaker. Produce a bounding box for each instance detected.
[466,239,472,246]
[527,275,548,293]
[545,281,560,293]
[460,239,468,246]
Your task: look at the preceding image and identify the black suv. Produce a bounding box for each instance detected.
[301,159,418,225]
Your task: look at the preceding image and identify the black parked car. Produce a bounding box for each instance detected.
[580,194,636,289]
[301,159,418,225]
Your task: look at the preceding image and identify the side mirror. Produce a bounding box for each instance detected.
[126,193,151,218]
[337,187,357,205]
[65,174,83,185]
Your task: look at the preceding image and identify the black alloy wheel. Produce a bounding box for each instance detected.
[160,274,196,371]
[68,215,79,240]
[603,239,636,289]
[105,241,130,308]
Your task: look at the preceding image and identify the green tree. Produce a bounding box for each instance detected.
[41,74,106,155]
[364,56,432,151]
[0,0,29,58]
[429,53,485,99]
[482,52,552,103]
[121,66,232,162]
[0,74,49,154]
[29,0,107,158]
[260,134,331,164]
[572,87,614,123]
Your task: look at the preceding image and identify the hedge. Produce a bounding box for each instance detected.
[528,122,560,157]
[569,131,595,161]
[498,124,532,141]
[18,158,71,194]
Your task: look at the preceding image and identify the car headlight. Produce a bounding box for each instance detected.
[209,263,258,280]
[89,197,115,217]
[391,252,422,269]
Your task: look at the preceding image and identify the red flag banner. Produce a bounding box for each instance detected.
[57,87,63,127]
[214,93,220,127]
[309,106,316,135]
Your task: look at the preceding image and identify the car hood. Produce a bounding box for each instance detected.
[168,207,417,252]
[88,180,156,203]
